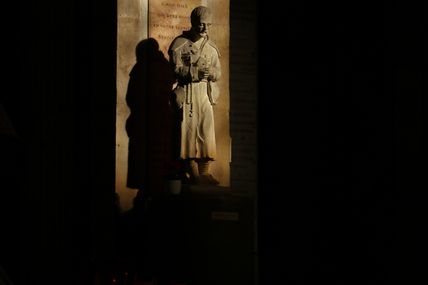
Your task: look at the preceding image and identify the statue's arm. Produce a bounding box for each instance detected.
[209,51,221,82]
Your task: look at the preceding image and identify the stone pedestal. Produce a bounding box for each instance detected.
[149,186,255,285]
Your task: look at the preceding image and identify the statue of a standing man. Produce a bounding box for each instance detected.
[168,6,221,185]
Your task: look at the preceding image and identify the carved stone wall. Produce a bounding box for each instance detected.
[116,0,148,210]
[116,0,231,210]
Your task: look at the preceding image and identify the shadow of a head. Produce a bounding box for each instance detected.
[135,38,161,63]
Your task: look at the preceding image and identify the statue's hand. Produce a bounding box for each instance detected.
[181,52,191,66]
[200,66,213,81]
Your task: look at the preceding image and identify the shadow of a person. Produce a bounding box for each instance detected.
[125,38,176,195]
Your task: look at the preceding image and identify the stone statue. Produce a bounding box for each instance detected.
[168,6,221,185]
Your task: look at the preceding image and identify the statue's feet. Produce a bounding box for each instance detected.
[196,174,220,185]
[180,172,198,185]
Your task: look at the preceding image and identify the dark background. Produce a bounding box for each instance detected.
[258,1,425,284]
[1,0,425,284]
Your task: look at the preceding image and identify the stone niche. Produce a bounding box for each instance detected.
[117,0,230,210]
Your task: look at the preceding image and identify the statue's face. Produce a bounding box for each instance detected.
[192,17,212,38]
